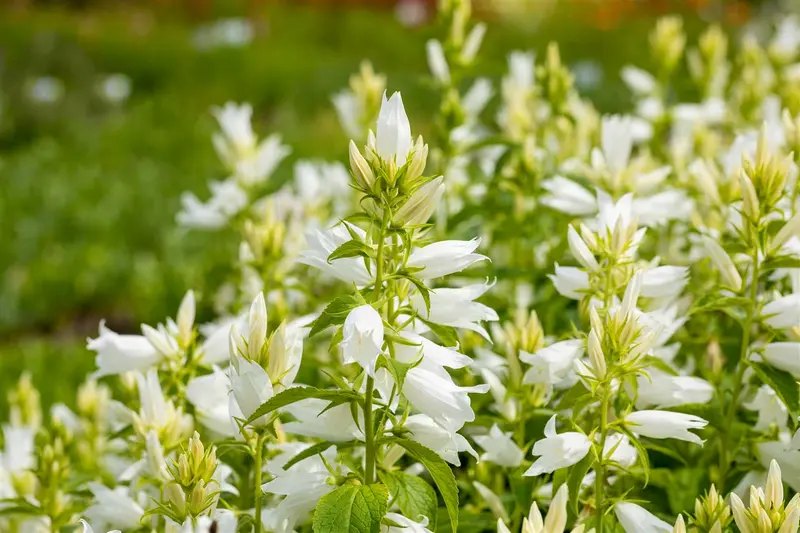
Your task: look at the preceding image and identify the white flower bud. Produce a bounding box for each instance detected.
[426,39,451,83]
[701,235,743,291]
[765,459,784,510]
[349,139,375,190]
[739,171,760,220]
[588,328,606,378]
[771,212,800,253]
[177,290,196,348]
[393,177,445,227]
[248,292,268,362]
[376,92,412,165]
[567,225,599,271]
[461,23,487,63]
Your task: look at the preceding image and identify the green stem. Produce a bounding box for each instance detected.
[253,434,265,533]
[719,250,760,489]
[595,387,610,533]
[364,375,376,484]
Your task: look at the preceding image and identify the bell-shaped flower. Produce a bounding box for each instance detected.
[229,355,273,428]
[404,414,477,466]
[624,410,707,445]
[262,445,340,533]
[614,502,672,533]
[88,321,162,378]
[340,305,384,377]
[211,102,257,160]
[407,238,488,279]
[763,343,800,377]
[521,340,584,389]
[186,369,236,438]
[549,264,590,300]
[132,369,192,447]
[640,266,689,300]
[524,415,592,476]
[375,91,412,165]
[412,281,498,340]
[762,295,800,329]
[177,179,249,230]
[474,424,524,468]
[377,333,488,431]
[634,369,714,409]
[84,482,145,532]
[282,397,363,442]
[299,224,373,285]
[744,385,789,431]
[498,484,571,533]
[604,433,638,468]
[540,176,597,216]
[383,513,434,533]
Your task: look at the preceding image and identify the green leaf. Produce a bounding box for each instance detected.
[566,451,594,518]
[688,295,753,316]
[376,353,421,393]
[312,483,389,533]
[309,295,368,337]
[283,442,337,471]
[762,255,800,272]
[383,437,459,533]
[751,362,800,417]
[328,240,374,263]
[245,387,363,425]
[379,471,438,528]
[420,319,459,347]
[401,274,431,315]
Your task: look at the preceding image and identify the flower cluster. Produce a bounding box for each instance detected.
[8,3,800,533]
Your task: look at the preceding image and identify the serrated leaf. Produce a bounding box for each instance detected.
[383,437,459,533]
[751,362,800,418]
[312,483,389,533]
[328,240,374,263]
[402,274,431,315]
[310,294,366,337]
[379,471,438,528]
[246,387,363,425]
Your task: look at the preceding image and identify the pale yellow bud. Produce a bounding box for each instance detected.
[731,493,755,533]
[673,515,686,533]
[588,328,606,378]
[349,140,375,190]
[766,460,784,510]
[778,508,800,533]
[177,290,195,348]
[771,213,800,254]
[739,172,760,220]
[702,235,743,291]
[406,136,428,184]
[166,482,186,515]
[393,176,445,227]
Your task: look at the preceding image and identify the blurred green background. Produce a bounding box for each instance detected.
[0,0,744,407]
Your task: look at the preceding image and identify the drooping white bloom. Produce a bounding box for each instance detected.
[0,425,35,498]
[88,322,162,377]
[762,295,800,329]
[473,424,524,467]
[599,115,634,176]
[550,264,590,300]
[426,39,450,83]
[299,223,373,285]
[340,305,384,377]
[604,433,638,468]
[625,410,708,445]
[229,355,273,428]
[376,92,412,164]
[134,369,191,439]
[262,446,340,533]
[404,414,477,466]
[177,179,248,229]
[84,482,145,531]
[744,385,788,431]
[640,266,689,300]
[621,66,657,94]
[282,398,363,442]
[412,281,498,339]
[614,502,672,533]
[540,176,597,216]
[186,369,235,438]
[635,369,714,409]
[521,339,584,388]
[382,513,435,533]
[407,239,488,279]
[379,335,488,431]
[524,415,592,476]
[762,343,800,377]
[79,520,120,533]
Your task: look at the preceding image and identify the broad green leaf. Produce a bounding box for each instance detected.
[384,437,459,533]
[751,362,800,417]
[379,470,438,528]
[312,483,389,533]
[246,387,362,425]
[328,240,374,263]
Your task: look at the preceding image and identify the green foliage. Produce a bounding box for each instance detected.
[379,471,438,529]
[312,483,389,533]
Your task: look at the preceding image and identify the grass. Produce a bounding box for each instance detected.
[0,1,715,407]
